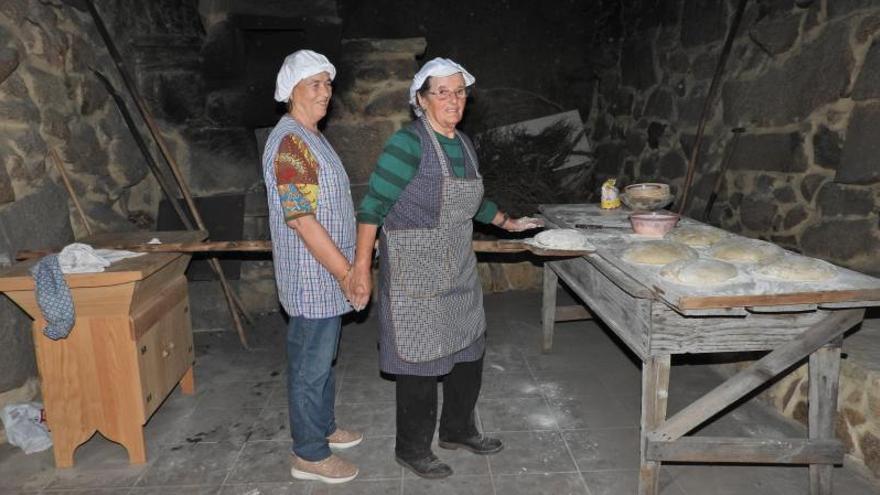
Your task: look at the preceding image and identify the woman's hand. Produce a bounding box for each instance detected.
[504,216,544,232]
[348,263,372,311]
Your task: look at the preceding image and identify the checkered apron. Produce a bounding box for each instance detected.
[380,118,486,363]
[261,115,356,318]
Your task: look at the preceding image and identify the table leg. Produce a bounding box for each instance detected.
[809,340,842,495]
[640,355,671,495]
[542,265,559,353]
[180,365,195,395]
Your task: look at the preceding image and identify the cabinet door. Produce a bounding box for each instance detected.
[136,320,166,419]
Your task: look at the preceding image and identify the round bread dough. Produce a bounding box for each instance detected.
[660,259,738,286]
[753,257,837,282]
[665,226,727,247]
[709,239,782,264]
[621,240,697,265]
[533,229,592,250]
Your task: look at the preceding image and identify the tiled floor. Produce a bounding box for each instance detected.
[2,290,879,494]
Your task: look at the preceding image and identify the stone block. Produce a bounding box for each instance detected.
[323,120,394,185]
[816,182,876,216]
[184,126,262,196]
[0,97,39,125]
[783,205,809,229]
[852,40,880,101]
[727,132,807,172]
[748,13,801,55]
[681,0,727,47]
[64,122,108,176]
[800,173,827,202]
[40,109,70,141]
[740,193,778,231]
[620,39,656,90]
[659,151,687,180]
[827,0,878,18]
[856,12,880,43]
[593,142,625,175]
[690,51,716,80]
[608,88,634,116]
[0,296,36,392]
[0,0,27,25]
[722,21,852,126]
[364,87,409,118]
[643,86,674,119]
[838,103,880,183]
[79,76,109,116]
[639,154,659,178]
[773,184,797,203]
[625,130,645,156]
[801,218,877,262]
[647,121,666,149]
[0,179,73,258]
[1,72,29,100]
[812,125,842,169]
[107,137,148,187]
[0,46,19,85]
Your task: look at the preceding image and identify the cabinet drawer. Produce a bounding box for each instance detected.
[135,294,193,420]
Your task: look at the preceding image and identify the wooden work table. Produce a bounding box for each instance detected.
[0,230,205,468]
[539,204,880,495]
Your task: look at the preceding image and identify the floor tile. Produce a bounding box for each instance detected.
[487,431,577,475]
[562,428,640,471]
[478,397,557,432]
[403,474,493,494]
[310,478,401,495]
[493,472,588,495]
[582,470,685,495]
[225,441,296,484]
[136,441,240,486]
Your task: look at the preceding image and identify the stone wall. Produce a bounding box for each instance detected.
[587,0,880,478]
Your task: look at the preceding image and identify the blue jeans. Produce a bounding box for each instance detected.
[287,315,341,461]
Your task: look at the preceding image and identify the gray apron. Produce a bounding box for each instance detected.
[382,119,486,363]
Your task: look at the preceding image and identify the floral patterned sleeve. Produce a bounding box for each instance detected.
[274,134,319,221]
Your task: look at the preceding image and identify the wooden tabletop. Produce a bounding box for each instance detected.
[0,231,207,291]
[540,204,880,312]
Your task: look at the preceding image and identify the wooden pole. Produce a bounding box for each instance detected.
[678,0,749,215]
[48,149,94,237]
[84,0,250,347]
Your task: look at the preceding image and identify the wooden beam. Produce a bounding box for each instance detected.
[640,355,671,495]
[809,340,842,494]
[554,304,592,322]
[542,265,559,353]
[647,437,844,464]
[650,309,863,442]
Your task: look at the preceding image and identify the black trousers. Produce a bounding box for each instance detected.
[395,356,484,461]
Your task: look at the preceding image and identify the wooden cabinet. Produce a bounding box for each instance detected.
[0,231,203,468]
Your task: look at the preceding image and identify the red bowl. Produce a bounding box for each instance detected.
[629,211,680,237]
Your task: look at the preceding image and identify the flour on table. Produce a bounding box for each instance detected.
[753,256,837,282]
[665,226,728,247]
[533,229,593,250]
[709,238,782,264]
[621,240,697,265]
[660,259,738,286]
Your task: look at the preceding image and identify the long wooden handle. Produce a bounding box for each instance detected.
[16,240,593,260]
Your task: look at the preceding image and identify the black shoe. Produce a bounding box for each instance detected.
[395,454,453,479]
[438,435,504,455]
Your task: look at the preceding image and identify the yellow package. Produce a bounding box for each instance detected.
[600,179,621,209]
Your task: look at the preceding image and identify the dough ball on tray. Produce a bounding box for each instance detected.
[621,240,697,265]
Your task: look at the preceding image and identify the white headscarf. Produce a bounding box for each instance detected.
[274,49,337,103]
[409,57,476,116]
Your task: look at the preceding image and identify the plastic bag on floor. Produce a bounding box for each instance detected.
[1,402,52,454]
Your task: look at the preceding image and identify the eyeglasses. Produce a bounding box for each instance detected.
[427,87,469,100]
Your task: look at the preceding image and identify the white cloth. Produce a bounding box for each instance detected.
[409,57,476,116]
[57,243,144,274]
[273,49,336,102]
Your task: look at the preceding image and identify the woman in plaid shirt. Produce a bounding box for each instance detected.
[261,50,361,485]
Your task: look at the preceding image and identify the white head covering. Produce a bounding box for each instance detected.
[409,57,476,116]
[274,49,337,103]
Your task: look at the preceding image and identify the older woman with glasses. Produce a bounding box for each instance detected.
[348,58,542,479]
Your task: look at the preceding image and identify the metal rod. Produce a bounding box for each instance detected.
[702,127,745,222]
[48,149,94,237]
[84,0,250,347]
[678,0,749,215]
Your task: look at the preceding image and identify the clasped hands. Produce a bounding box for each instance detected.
[339,263,371,312]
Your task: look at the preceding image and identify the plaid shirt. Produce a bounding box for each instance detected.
[262,115,356,318]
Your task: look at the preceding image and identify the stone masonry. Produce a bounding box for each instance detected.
[582,0,880,479]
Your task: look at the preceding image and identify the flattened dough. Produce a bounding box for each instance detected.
[709,239,782,264]
[665,226,727,247]
[660,259,738,286]
[533,229,593,250]
[754,256,837,282]
[621,240,697,265]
